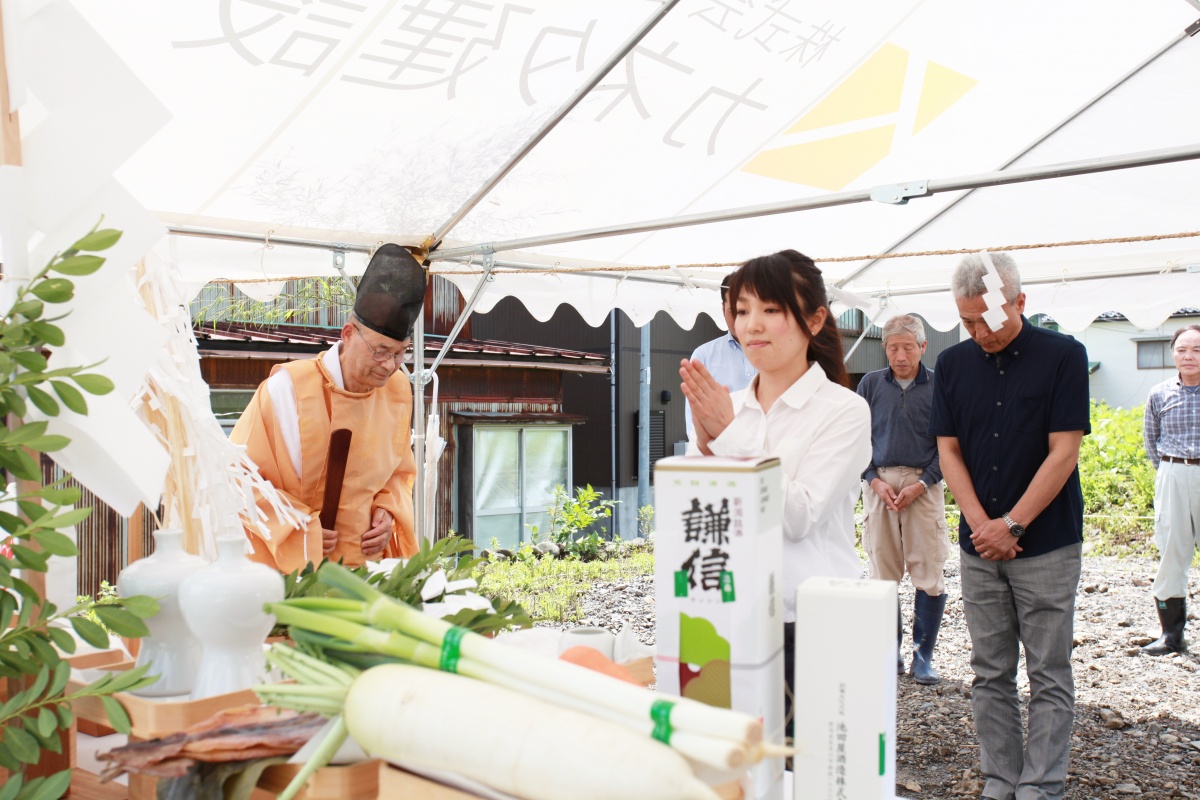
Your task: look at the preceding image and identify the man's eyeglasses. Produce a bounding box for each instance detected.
[352,325,411,367]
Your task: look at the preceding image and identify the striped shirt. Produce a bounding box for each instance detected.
[1143,375,1200,468]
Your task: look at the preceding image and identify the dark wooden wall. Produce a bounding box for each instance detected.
[40,456,157,600]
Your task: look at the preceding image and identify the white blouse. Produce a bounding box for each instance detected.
[689,363,872,622]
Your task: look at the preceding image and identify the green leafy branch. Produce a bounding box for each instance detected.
[0,658,155,776]
[1,221,160,795]
[274,535,531,639]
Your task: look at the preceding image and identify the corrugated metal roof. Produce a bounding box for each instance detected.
[192,321,610,370]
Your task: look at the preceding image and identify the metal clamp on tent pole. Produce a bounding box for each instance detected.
[332,249,356,298]
[869,180,930,205]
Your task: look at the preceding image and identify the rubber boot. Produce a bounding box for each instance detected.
[910,590,947,685]
[897,603,905,675]
[1142,597,1188,656]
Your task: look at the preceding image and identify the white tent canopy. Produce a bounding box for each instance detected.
[19,0,1195,331]
[5,0,1200,531]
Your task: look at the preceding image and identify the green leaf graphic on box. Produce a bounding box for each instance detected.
[678,613,732,709]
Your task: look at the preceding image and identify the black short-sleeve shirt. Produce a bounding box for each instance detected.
[928,317,1090,558]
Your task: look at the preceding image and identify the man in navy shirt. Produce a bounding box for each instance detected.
[929,252,1089,800]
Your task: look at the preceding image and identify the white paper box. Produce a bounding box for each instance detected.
[654,455,784,800]
[793,578,898,800]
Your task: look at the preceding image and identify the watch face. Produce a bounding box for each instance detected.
[1011,524,1025,537]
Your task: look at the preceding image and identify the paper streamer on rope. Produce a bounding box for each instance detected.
[977,250,1011,330]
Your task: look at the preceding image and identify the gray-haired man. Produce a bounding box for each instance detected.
[928,252,1089,800]
[856,314,949,684]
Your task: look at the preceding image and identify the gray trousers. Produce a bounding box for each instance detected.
[960,543,1082,800]
[1152,461,1200,600]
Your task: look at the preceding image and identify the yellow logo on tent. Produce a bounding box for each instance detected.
[742,44,977,190]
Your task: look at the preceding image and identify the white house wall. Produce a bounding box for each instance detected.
[1072,316,1200,410]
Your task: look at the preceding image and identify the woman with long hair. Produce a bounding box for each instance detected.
[680,249,871,736]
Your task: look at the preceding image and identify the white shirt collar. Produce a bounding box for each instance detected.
[741,362,827,412]
[322,343,345,390]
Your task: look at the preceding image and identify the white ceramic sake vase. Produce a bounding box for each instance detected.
[116,528,206,697]
[179,534,284,700]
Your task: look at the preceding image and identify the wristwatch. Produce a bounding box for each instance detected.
[1002,512,1026,538]
[917,478,929,491]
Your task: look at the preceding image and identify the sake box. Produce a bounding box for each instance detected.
[654,455,784,800]
[792,577,898,800]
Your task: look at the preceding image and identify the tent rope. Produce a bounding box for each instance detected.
[208,228,1200,283]
[431,228,1200,274]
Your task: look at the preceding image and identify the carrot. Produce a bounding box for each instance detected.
[344,664,720,800]
[558,645,640,684]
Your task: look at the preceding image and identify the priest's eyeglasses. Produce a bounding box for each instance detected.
[352,324,411,367]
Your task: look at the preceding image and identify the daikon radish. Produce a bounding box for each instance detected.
[344,664,720,800]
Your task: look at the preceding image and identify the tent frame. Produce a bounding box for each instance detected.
[430,142,1200,261]
[158,3,1200,544]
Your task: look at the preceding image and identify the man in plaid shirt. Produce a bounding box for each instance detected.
[1141,324,1200,656]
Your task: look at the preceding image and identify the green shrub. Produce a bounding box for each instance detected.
[526,484,618,561]
[1078,400,1157,557]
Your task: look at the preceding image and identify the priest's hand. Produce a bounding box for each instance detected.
[322,527,338,556]
[362,508,393,558]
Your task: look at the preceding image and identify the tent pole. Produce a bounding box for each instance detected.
[836,28,1193,288]
[435,256,720,288]
[427,255,496,376]
[843,306,889,363]
[168,131,1200,280]
[426,0,682,248]
[413,306,427,544]
[637,322,651,533]
[432,142,1200,260]
[609,311,619,538]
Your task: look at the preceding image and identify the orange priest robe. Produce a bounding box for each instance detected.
[231,350,418,573]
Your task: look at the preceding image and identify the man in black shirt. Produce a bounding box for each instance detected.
[929,252,1089,800]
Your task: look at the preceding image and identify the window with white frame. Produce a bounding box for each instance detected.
[472,425,570,551]
[1136,339,1170,370]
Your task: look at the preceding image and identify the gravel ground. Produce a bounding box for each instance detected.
[546,555,1200,799]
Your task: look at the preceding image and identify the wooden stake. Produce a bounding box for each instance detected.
[128,502,145,563]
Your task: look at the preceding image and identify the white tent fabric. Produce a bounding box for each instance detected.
[18,0,1200,333]
[3,0,1200,536]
